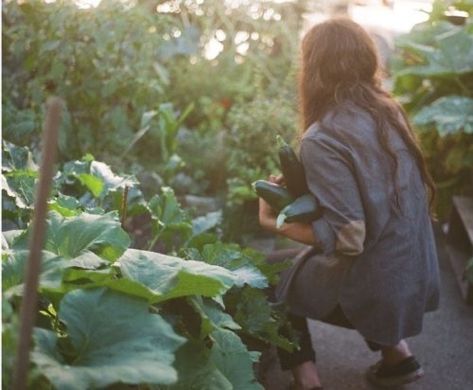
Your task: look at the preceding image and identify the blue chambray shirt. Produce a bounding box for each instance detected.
[279,100,440,346]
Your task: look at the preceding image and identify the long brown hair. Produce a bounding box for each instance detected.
[299,17,435,211]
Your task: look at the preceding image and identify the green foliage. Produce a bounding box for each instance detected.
[392,0,473,218]
[2,297,18,390]
[56,154,144,214]
[413,95,473,134]
[2,141,38,226]
[2,0,308,243]
[208,328,263,390]
[166,339,235,390]
[225,96,299,206]
[198,242,268,288]
[2,143,295,389]
[148,187,194,251]
[2,0,304,205]
[31,288,186,389]
[231,287,295,351]
[2,250,68,299]
[1,0,309,384]
[44,211,130,261]
[396,23,473,77]
[114,249,238,303]
[3,0,175,160]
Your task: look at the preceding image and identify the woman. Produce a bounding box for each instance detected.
[259,18,440,389]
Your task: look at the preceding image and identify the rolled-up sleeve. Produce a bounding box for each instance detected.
[300,133,366,256]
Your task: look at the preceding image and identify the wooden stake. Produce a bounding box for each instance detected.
[121,185,129,229]
[12,97,62,390]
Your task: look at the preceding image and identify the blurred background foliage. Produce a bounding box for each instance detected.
[2,0,473,232]
[3,0,307,239]
[391,0,473,218]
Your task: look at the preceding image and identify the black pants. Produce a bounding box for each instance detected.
[277,305,384,370]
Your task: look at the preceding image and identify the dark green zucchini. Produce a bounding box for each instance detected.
[277,135,308,197]
[276,194,321,228]
[253,180,294,212]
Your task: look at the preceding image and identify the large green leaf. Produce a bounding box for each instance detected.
[2,250,67,297]
[234,287,272,334]
[1,142,38,213]
[31,288,185,389]
[48,194,83,217]
[58,156,137,202]
[397,26,473,77]
[77,173,104,198]
[395,21,456,50]
[414,96,473,134]
[44,211,130,261]
[2,141,37,172]
[189,296,241,338]
[168,340,233,390]
[85,160,136,198]
[148,187,193,248]
[1,230,26,249]
[192,211,222,236]
[200,243,268,289]
[112,248,237,303]
[233,287,295,351]
[2,297,18,390]
[209,329,262,390]
[149,187,191,228]
[2,171,37,210]
[1,247,111,300]
[168,328,262,390]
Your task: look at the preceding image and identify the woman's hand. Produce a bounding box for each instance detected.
[269,174,285,186]
[258,174,283,232]
[259,197,277,232]
[258,174,319,246]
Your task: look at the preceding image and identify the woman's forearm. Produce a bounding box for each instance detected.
[278,221,318,246]
[259,196,321,248]
[261,214,319,247]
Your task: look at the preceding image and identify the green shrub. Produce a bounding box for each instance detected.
[392,0,473,218]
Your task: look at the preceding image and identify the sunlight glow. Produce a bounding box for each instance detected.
[350,1,431,33]
[75,0,101,9]
[204,38,224,60]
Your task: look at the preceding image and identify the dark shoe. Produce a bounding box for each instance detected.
[366,356,424,387]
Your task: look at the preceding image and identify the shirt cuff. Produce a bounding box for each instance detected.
[311,217,336,255]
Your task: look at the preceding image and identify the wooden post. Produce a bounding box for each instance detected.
[12,97,62,390]
[121,185,129,229]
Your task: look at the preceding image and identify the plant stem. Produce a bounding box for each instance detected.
[120,186,129,229]
[147,227,163,251]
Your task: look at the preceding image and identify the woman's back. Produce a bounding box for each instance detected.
[298,100,440,345]
[258,16,439,388]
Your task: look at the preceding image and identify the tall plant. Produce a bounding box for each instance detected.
[392,0,473,218]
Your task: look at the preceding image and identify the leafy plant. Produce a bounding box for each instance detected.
[392,0,473,218]
[2,145,295,389]
[32,288,186,389]
[2,0,177,161]
[2,141,38,227]
[413,96,473,134]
